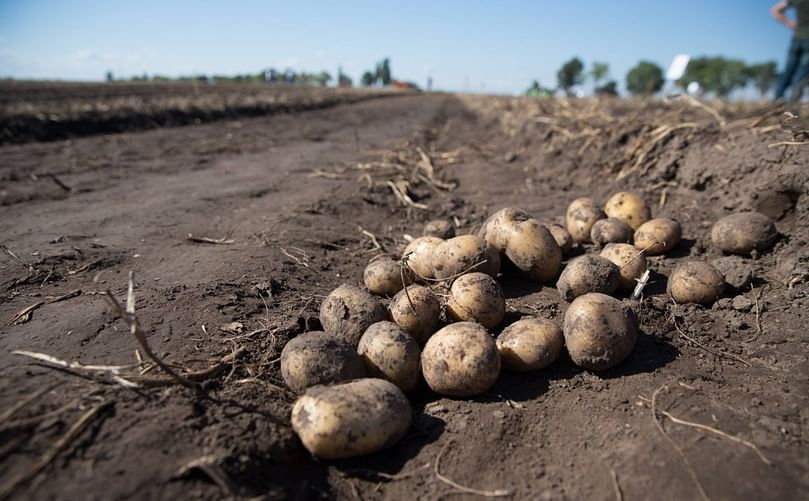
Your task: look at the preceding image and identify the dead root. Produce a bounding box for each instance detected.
[434,441,513,497]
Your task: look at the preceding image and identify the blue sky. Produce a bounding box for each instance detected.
[0,0,796,94]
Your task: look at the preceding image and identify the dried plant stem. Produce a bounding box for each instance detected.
[434,441,513,498]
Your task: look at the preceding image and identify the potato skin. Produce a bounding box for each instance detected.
[566,198,606,243]
[423,219,456,239]
[291,379,412,459]
[545,223,573,255]
[357,321,421,392]
[590,218,634,247]
[634,218,682,255]
[280,331,367,393]
[667,261,725,305]
[563,293,638,371]
[556,255,620,301]
[479,207,532,252]
[363,256,414,296]
[320,284,388,345]
[403,236,444,281]
[496,317,563,371]
[600,243,648,293]
[421,322,500,397]
[710,212,776,255]
[388,285,441,344]
[431,235,500,280]
[604,192,651,230]
[503,218,562,283]
[447,272,506,329]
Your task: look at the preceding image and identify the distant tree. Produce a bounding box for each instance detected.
[557,57,585,96]
[105,70,114,82]
[590,61,610,88]
[379,58,392,86]
[361,71,376,86]
[315,71,332,86]
[678,56,749,98]
[595,80,618,96]
[626,61,664,95]
[745,61,778,97]
[338,68,353,87]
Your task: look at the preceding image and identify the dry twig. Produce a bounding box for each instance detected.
[187,234,235,245]
[434,441,513,497]
[7,289,82,325]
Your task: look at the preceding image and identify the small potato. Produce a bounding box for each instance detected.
[496,317,563,371]
[563,293,638,371]
[388,285,441,344]
[423,219,456,239]
[403,236,444,281]
[503,218,562,283]
[545,223,573,255]
[566,198,606,243]
[363,256,414,296]
[358,321,421,392]
[590,218,634,247]
[600,243,648,293]
[421,322,500,397]
[431,235,500,280]
[280,331,367,393]
[604,191,651,230]
[447,272,505,329]
[711,212,777,255]
[291,378,411,459]
[667,261,725,305]
[556,255,620,301]
[320,284,388,345]
[479,207,532,252]
[634,218,682,255]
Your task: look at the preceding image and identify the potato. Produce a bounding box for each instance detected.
[479,207,531,252]
[496,317,563,371]
[447,272,505,329]
[566,198,606,243]
[421,322,500,397]
[388,285,441,344]
[600,243,648,293]
[503,218,562,283]
[403,236,444,281]
[667,261,725,305]
[320,284,387,345]
[363,256,414,296]
[710,212,777,255]
[291,378,411,459]
[545,223,573,255]
[604,191,651,230]
[556,255,620,301]
[357,321,421,392]
[431,235,500,280]
[280,331,367,393]
[590,218,633,247]
[423,219,455,239]
[634,218,682,255]
[563,293,638,371]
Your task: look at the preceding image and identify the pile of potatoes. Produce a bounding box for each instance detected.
[282,193,779,460]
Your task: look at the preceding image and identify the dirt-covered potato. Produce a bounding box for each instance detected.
[590,218,634,247]
[600,243,648,293]
[479,207,531,252]
[320,284,388,345]
[566,198,606,243]
[667,261,725,305]
[291,378,411,459]
[423,219,456,239]
[363,256,414,296]
[403,236,444,281]
[496,317,563,371]
[447,272,505,329]
[556,255,620,301]
[431,235,500,280]
[503,218,563,283]
[563,293,638,371]
[421,322,500,397]
[604,191,651,230]
[710,212,777,255]
[280,331,367,393]
[357,321,421,392]
[545,222,573,255]
[388,285,441,344]
[634,218,682,255]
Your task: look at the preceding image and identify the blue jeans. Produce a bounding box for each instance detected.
[775,37,809,100]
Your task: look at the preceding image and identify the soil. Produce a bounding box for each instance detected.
[1,87,808,500]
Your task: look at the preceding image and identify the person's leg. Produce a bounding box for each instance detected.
[788,39,809,101]
[775,39,801,99]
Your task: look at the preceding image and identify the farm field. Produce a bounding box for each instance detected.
[1,85,808,500]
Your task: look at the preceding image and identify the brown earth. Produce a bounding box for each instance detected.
[1,88,808,501]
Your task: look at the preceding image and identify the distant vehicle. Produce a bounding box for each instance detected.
[392,80,421,91]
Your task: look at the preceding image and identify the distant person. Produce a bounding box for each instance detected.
[772,0,809,100]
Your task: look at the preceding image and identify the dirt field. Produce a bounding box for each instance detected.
[1,86,808,500]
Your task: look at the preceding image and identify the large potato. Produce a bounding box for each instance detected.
[563,293,638,371]
[556,255,620,301]
[358,321,421,392]
[590,218,634,247]
[320,284,387,345]
[710,212,777,255]
[667,261,725,305]
[421,322,500,397]
[545,223,573,255]
[634,218,682,255]
[431,235,500,280]
[503,218,562,283]
[479,207,531,252]
[566,198,606,243]
[403,236,444,281]
[604,192,651,230]
[447,272,505,329]
[423,219,455,239]
[291,379,411,459]
[496,317,563,371]
[363,256,414,296]
[280,331,367,393]
[388,285,441,344]
[600,243,648,293]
